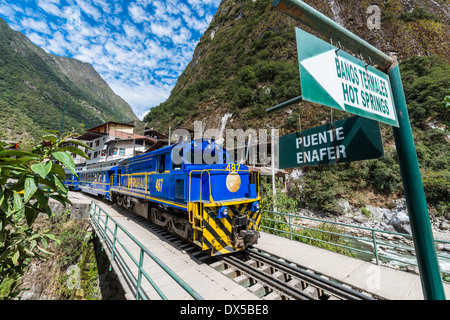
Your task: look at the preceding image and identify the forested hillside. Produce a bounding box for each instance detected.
[144,0,449,216]
[0,18,138,149]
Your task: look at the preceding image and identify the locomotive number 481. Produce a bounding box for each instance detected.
[226,163,240,172]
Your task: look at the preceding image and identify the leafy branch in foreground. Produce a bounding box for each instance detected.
[0,129,91,299]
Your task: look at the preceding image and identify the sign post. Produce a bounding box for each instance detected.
[273,0,445,299]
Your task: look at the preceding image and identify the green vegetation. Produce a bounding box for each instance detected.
[260,179,353,256]
[398,6,441,23]
[146,0,449,217]
[0,130,92,299]
[52,211,101,300]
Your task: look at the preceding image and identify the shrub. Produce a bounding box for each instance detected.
[0,130,92,299]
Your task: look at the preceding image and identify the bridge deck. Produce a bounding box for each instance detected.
[89,199,260,300]
[254,231,450,300]
[81,190,449,300]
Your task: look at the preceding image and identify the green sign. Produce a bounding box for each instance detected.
[296,28,399,127]
[278,115,384,169]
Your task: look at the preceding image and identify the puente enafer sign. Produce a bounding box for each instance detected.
[278,115,384,169]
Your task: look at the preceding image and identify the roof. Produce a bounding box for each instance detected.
[105,136,158,145]
[75,131,107,141]
[87,121,135,132]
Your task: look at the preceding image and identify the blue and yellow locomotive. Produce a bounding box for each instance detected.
[67,139,262,255]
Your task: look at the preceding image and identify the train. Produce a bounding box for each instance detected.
[64,138,262,255]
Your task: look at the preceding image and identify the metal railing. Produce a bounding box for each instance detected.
[89,201,204,300]
[261,210,450,279]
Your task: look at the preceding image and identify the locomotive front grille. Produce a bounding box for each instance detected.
[200,202,261,255]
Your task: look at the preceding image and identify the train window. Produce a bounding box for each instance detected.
[157,155,165,173]
[175,179,184,199]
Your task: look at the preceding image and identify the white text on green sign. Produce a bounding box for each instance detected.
[296,28,399,127]
[278,116,384,169]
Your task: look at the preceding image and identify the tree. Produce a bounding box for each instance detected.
[0,130,91,299]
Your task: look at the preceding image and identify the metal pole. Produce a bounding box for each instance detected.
[266,95,302,114]
[168,126,171,146]
[273,0,445,299]
[388,61,445,299]
[271,128,277,212]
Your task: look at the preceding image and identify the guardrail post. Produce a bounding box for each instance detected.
[288,215,293,240]
[136,248,144,300]
[110,224,118,271]
[104,214,109,237]
[372,230,379,265]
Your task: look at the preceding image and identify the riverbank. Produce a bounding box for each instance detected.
[280,198,450,278]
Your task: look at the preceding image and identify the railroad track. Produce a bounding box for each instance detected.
[213,248,376,300]
[101,200,377,300]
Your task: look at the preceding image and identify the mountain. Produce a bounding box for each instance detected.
[0,18,138,148]
[144,0,449,216]
[145,0,449,131]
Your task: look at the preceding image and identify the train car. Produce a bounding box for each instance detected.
[109,138,262,256]
[76,160,119,200]
[63,171,80,191]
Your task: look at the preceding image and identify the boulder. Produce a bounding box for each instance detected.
[390,211,412,235]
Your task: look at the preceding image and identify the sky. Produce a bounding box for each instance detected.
[0,0,221,120]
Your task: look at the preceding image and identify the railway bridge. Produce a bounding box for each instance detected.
[63,192,450,301]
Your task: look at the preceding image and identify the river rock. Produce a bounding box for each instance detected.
[336,198,356,216]
[439,220,450,231]
[365,205,396,223]
[352,214,368,224]
[390,210,412,235]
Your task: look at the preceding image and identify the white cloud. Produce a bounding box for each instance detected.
[27,32,47,47]
[74,0,102,21]
[2,0,221,119]
[0,4,15,19]
[45,31,71,55]
[109,80,172,120]
[36,0,65,17]
[128,2,148,23]
[21,17,51,34]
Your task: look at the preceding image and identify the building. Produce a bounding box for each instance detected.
[70,121,168,169]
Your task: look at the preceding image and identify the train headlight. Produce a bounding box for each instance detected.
[226,172,241,192]
[251,201,260,212]
[217,206,228,219]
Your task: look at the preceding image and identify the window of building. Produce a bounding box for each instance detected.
[95,140,100,147]
[94,152,98,158]
[119,148,125,156]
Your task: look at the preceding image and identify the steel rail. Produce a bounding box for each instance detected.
[247,248,375,300]
[221,254,315,300]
